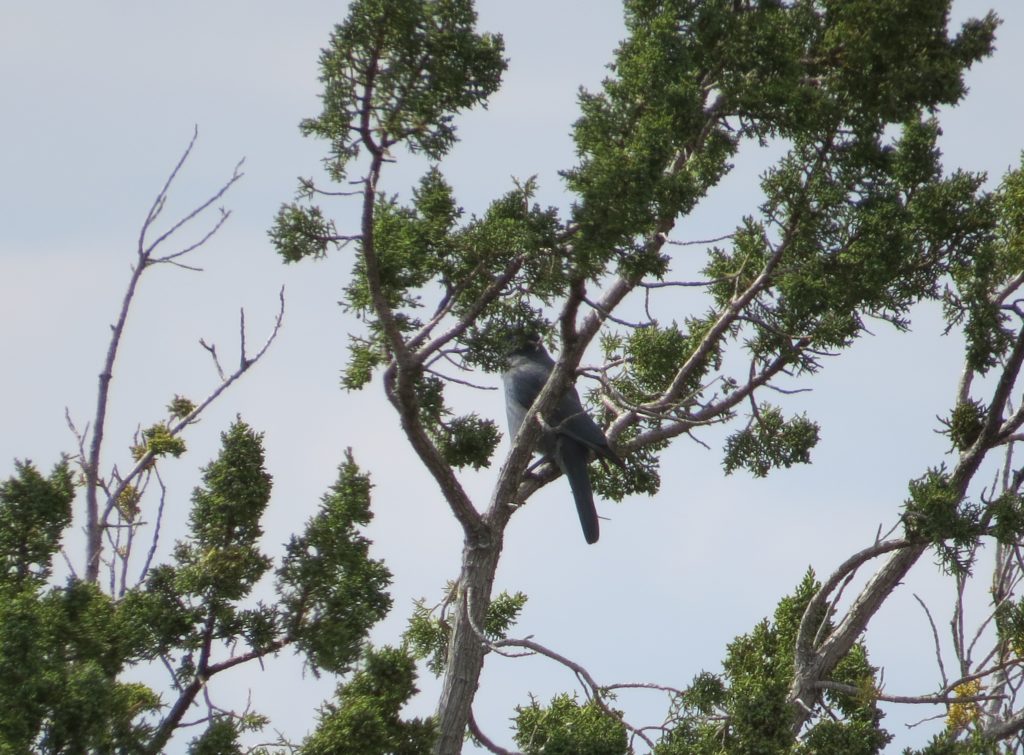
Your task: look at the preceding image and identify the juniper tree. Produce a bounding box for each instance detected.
[0,133,417,753]
[267,0,1024,752]
[7,0,1024,753]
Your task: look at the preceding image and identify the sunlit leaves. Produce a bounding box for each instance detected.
[567,0,995,273]
[166,395,196,421]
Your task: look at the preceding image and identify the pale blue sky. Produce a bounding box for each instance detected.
[2,1,1023,751]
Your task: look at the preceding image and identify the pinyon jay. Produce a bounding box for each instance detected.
[502,333,624,544]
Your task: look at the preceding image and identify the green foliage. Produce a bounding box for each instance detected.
[116,484,142,521]
[721,620,795,752]
[1,412,403,752]
[943,158,1024,374]
[302,646,436,755]
[997,156,1024,265]
[590,419,665,500]
[167,394,196,421]
[435,413,501,470]
[404,598,449,676]
[903,731,1004,754]
[132,421,187,462]
[413,374,501,469]
[994,595,1024,660]
[990,491,1024,546]
[173,419,273,602]
[744,118,990,365]
[941,399,987,452]
[614,321,719,404]
[118,564,202,661]
[346,192,447,314]
[0,579,160,753]
[657,570,889,754]
[405,589,526,676]
[272,0,569,374]
[188,718,243,755]
[485,590,527,638]
[342,336,387,390]
[270,203,337,263]
[795,718,892,755]
[903,466,983,575]
[277,450,393,675]
[723,405,820,477]
[0,460,74,584]
[513,694,628,755]
[684,672,727,716]
[90,0,1016,750]
[566,0,995,272]
[301,0,505,178]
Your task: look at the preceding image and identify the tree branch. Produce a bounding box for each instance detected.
[84,130,244,583]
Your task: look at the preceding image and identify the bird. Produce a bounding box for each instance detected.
[501,332,624,544]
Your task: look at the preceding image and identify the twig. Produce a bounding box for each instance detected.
[490,635,658,751]
[468,709,520,755]
[662,232,735,247]
[99,287,286,546]
[816,680,1003,706]
[913,593,948,688]
[423,367,497,391]
[138,468,168,586]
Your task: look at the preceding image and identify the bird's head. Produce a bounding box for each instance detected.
[502,326,550,360]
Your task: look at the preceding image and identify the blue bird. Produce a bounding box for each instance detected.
[502,333,624,544]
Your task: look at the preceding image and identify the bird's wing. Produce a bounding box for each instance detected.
[551,388,624,463]
[502,357,549,439]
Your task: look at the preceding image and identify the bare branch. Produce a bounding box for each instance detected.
[663,232,735,247]
[411,253,526,358]
[489,635,658,751]
[200,338,227,382]
[423,367,497,391]
[142,157,245,261]
[468,709,520,755]
[137,467,169,586]
[639,278,721,289]
[913,593,948,688]
[815,680,1003,706]
[581,295,654,329]
[99,289,285,548]
[148,205,231,266]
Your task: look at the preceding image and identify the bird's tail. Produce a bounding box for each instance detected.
[555,437,600,544]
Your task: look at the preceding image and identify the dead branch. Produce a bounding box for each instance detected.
[82,129,246,583]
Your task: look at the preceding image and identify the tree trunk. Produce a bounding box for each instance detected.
[434,534,503,754]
